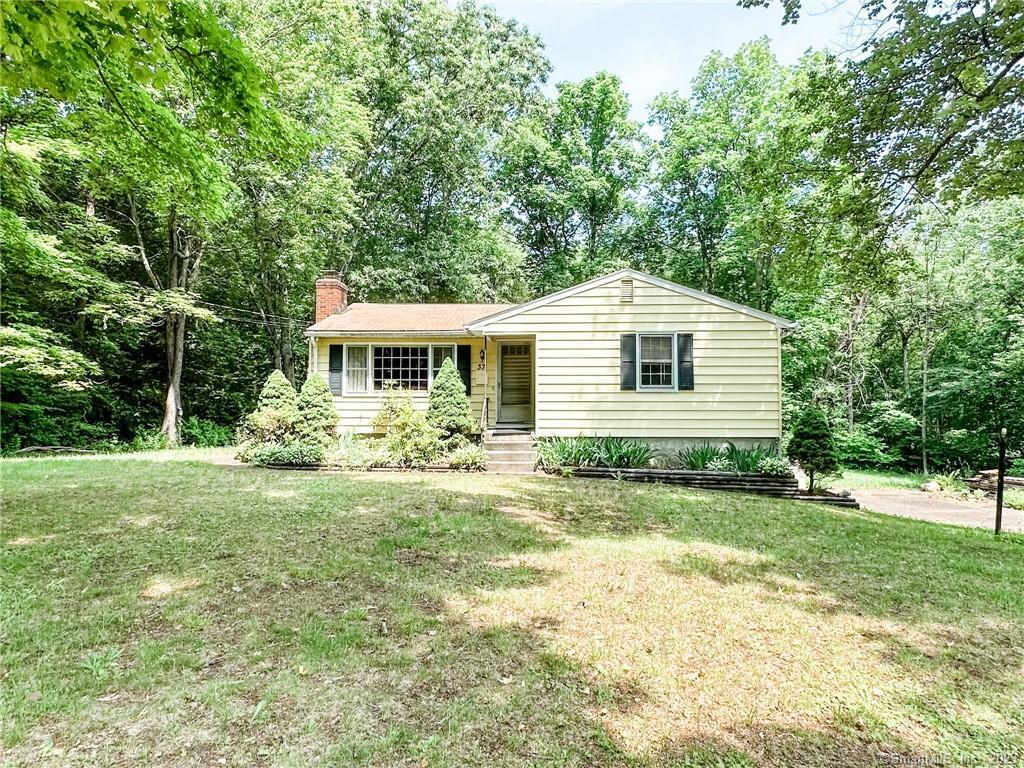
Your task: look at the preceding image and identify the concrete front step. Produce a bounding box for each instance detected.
[483,442,540,454]
[488,461,537,474]
[486,449,538,461]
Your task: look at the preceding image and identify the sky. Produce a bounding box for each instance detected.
[487,0,867,122]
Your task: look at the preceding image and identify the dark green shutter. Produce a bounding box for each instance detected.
[620,334,636,390]
[677,333,694,390]
[329,345,344,394]
[457,345,472,395]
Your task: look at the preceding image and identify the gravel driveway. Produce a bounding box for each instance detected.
[854,488,1024,533]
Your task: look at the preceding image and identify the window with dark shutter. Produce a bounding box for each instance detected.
[328,345,344,394]
[677,333,694,390]
[620,334,636,390]
[457,345,472,395]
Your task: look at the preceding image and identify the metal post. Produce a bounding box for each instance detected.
[995,427,1007,535]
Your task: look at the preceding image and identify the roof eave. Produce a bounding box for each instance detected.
[304,329,478,338]
[467,268,798,331]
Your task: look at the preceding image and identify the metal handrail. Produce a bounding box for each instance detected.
[480,396,489,434]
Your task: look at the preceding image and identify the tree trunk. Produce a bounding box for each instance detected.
[921,337,929,475]
[159,207,197,445]
[900,331,911,405]
[161,312,186,444]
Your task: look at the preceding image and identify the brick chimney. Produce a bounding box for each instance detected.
[314,270,348,322]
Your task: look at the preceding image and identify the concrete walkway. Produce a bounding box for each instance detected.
[853,488,1024,533]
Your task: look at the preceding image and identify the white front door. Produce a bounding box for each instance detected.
[498,343,532,424]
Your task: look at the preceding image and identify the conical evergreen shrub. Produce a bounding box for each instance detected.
[296,374,337,447]
[238,369,299,445]
[786,408,840,493]
[427,357,474,442]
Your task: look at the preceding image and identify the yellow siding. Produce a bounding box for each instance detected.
[479,278,783,440]
[312,336,489,434]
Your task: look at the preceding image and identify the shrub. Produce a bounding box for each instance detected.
[787,408,840,493]
[933,429,996,472]
[371,384,412,433]
[243,441,326,466]
[1009,458,1024,477]
[835,428,896,469]
[677,442,724,470]
[596,437,653,468]
[296,375,337,448]
[865,401,919,465]
[427,357,474,445]
[447,443,488,471]
[327,433,391,470]
[180,417,233,447]
[1004,489,1024,510]
[128,428,170,452]
[384,408,442,467]
[757,455,792,476]
[238,369,299,445]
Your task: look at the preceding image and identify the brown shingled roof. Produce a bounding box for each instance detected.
[307,303,514,334]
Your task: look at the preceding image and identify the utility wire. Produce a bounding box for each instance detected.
[193,299,303,324]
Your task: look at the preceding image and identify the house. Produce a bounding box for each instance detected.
[305,268,796,457]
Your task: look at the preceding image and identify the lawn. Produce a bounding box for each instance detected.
[2,452,1022,767]
[828,468,935,490]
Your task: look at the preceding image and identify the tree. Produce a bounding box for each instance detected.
[787,408,841,492]
[499,72,647,292]
[741,0,1024,205]
[345,0,547,302]
[427,358,474,444]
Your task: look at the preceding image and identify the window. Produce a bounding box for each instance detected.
[345,345,368,393]
[431,345,455,380]
[373,346,429,390]
[639,334,674,389]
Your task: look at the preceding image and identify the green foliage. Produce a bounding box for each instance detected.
[677,442,724,471]
[723,442,774,473]
[427,358,474,444]
[1004,489,1024,511]
[835,428,897,470]
[296,375,338,448]
[757,455,792,477]
[383,409,443,468]
[537,436,652,470]
[934,429,996,473]
[241,441,326,467]
[536,436,600,469]
[864,402,920,465]
[446,444,488,472]
[1009,459,1024,477]
[180,417,233,448]
[236,370,332,466]
[787,408,841,492]
[596,437,653,469]
[326,433,391,470]
[706,456,737,473]
[371,384,413,434]
[239,370,299,445]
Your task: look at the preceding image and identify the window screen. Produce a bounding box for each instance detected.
[373,346,429,390]
[431,345,454,378]
[345,345,368,392]
[639,335,674,388]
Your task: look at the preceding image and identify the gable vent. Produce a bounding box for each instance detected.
[619,278,634,303]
